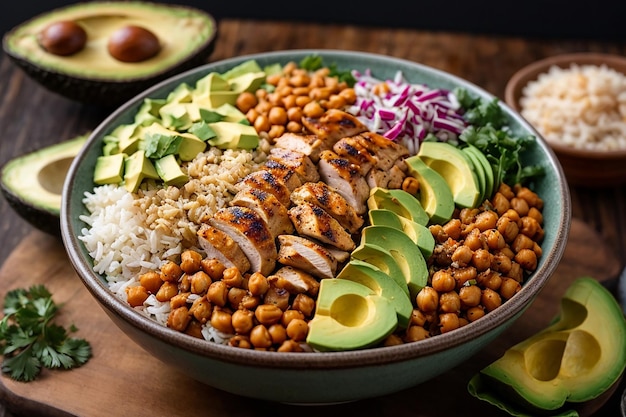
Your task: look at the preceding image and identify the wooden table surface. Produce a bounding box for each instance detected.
[1,18,625,417]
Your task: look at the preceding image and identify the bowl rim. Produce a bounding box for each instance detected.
[61,49,571,369]
[504,52,626,159]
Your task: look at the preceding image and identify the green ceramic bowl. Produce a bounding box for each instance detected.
[61,50,571,404]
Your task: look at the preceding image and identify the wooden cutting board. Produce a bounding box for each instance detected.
[0,218,622,417]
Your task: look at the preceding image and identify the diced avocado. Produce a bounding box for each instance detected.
[367,187,429,226]
[0,133,88,236]
[111,123,141,155]
[208,121,259,150]
[337,259,413,329]
[227,72,266,94]
[405,155,455,225]
[154,154,188,186]
[177,133,207,161]
[468,277,626,415]
[306,278,398,352]
[214,103,248,123]
[368,208,435,258]
[193,90,240,109]
[134,98,167,126]
[464,144,495,201]
[350,242,409,298]
[359,225,429,299]
[159,102,199,130]
[195,72,232,93]
[102,135,120,156]
[123,150,159,193]
[93,153,125,185]
[221,59,264,80]
[417,141,481,208]
[166,82,194,103]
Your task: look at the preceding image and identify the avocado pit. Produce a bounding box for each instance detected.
[108,25,161,63]
[38,20,87,56]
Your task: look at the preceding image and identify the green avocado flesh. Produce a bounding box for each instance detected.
[4,2,216,80]
[0,134,88,235]
[468,277,626,415]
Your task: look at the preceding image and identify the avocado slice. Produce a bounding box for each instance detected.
[468,277,626,415]
[93,153,125,185]
[306,278,398,352]
[464,144,495,200]
[0,133,88,236]
[208,122,260,150]
[404,155,455,225]
[154,154,188,187]
[367,187,429,226]
[2,2,218,107]
[350,242,410,297]
[123,150,160,193]
[336,259,413,329]
[417,141,481,208]
[359,224,429,299]
[368,209,435,258]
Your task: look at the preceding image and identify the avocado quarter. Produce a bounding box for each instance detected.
[2,2,218,107]
[0,133,88,236]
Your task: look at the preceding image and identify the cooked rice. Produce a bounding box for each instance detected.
[519,63,626,151]
[79,142,269,337]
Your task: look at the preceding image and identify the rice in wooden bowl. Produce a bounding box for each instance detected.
[505,52,626,187]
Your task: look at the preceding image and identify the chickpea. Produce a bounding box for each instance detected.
[236,91,258,113]
[160,261,183,282]
[439,313,460,333]
[282,309,305,327]
[292,293,315,317]
[185,320,204,339]
[246,108,260,125]
[483,229,505,250]
[431,270,456,292]
[527,207,543,225]
[497,183,515,200]
[222,267,244,288]
[520,216,541,239]
[180,250,202,274]
[169,292,189,309]
[231,309,255,334]
[338,88,357,104]
[167,306,191,332]
[268,324,288,345]
[410,309,428,327]
[268,124,286,139]
[228,287,247,309]
[155,281,178,302]
[464,228,484,251]
[303,101,325,118]
[401,176,420,195]
[126,285,149,307]
[500,277,522,300]
[255,304,284,326]
[481,288,502,312]
[250,325,273,349]
[201,258,226,281]
[459,207,478,225]
[515,248,538,271]
[442,219,462,240]
[264,286,290,310]
[211,308,234,334]
[248,272,269,296]
[189,296,212,324]
[491,192,511,215]
[286,121,302,133]
[207,280,229,307]
[189,271,212,295]
[492,251,512,274]
[510,197,530,217]
[404,325,430,342]
[474,210,498,231]
[254,114,271,133]
[516,186,543,209]
[512,233,535,253]
[472,248,492,271]
[466,306,485,322]
[451,245,473,266]
[286,319,309,342]
[287,106,304,122]
[496,216,519,243]
[452,266,477,288]
[240,294,261,310]
[277,340,304,352]
[268,107,288,125]
[229,335,252,349]
[384,334,404,347]
[416,287,439,312]
[139,271,162,294]
[439,291,461,314]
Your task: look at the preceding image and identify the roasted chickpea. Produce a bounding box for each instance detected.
[107,25,161,63]
[38,20,87,56]
[126,285,149,307]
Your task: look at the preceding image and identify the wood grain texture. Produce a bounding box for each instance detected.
[0,218,620,417]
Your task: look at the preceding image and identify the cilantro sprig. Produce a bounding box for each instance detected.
[0,285,92,382]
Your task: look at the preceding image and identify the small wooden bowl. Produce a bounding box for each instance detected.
[505,53,626,187]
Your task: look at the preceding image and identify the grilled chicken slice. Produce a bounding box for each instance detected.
[301,109,368,144]
[235,169,291,207]
[197,223,251,273]
[277,234,337,279]
[273,132,329,163]
[290,181,364,233]
[268,147,320,183]
[348,132,410,171]
[209,206,277,276]
[267,266,320,297]
[317,150,370,215]
[366,164,407,189]
[332,136,376,176]
[230,187,294,238]
[288,202,356,251]
[325,246,350,263]
[263,159,302,191]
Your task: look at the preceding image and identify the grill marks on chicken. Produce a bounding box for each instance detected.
[197,110,410,280]
[197,224,251,273]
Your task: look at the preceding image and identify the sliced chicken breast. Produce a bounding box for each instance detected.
[348,132,410,171]
[267,266,321,297]
[366,164,407,189]
[290,181,364,233]
[230,187,294,238]
[263,159,302,191]
[235,169,291,207]
[268,147,320,183]
[301,109,368,144]
[332,136,376,176]
[288,202,356,251]
[317,150,370,215]
[273,132,329,163]
[277,234,337,279]
[197,223,251,273]
[209,206,277,276]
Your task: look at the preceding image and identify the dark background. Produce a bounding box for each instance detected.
[2,0,626,41]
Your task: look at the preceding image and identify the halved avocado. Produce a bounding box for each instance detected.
[0,133,89,236]
[2,2,218,107]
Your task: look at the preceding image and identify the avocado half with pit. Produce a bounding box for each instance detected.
[468,277,626,416]
[0,134,88,237]
[2,2,218,107]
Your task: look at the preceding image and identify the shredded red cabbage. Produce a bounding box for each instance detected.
[347,69,467,155]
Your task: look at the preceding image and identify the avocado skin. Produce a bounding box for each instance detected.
[2,3,219,108]
[0,187,62,237]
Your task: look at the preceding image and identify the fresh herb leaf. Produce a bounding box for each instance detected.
[300,55,356,87]
[0,285,92,382]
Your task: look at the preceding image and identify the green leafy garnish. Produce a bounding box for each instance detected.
[300,55,356,86]
[454,87,545,186]
[0,285,92,382]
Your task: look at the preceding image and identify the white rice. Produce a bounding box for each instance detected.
[519,63,626,151]
[79,143,268,339]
